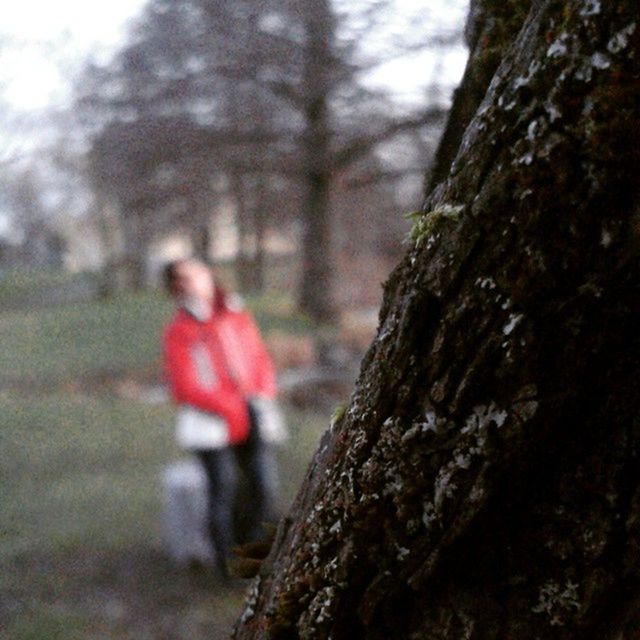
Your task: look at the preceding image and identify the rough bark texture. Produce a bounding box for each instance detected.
[426,0,532,190]
[234,1,640,637]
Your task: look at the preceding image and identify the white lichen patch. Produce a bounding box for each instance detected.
[377,315,397,342]
[402,412,448,442]
[513,59,541,91]
[590,51,611,69]
[579,0,601,17]
[497,94,517,111]
[339,468,356,500]
[462,403,508,436]
[422,500,438,528]
[600,228,613,248]
[512,384,539,423]
[311,585,337,624]
[323,556,340,581]
[415,403,510,532]
[532,580,581,626]
[423,411,443,432]
[547,36,568,58]
[517,152,534,166]
[574,61,593,83]
[454,452,472,469]
[503,313,524,336]
[433,465,458,509]
[240,576,261,623]
[608,22,637,54]
[545,102,562,122]
[383,472,404,497]
[476,276,497,290]
[396,544,411,561]
[469,481,485,503]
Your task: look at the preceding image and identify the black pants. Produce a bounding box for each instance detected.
[197,407,278,577]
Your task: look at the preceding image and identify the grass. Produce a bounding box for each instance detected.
[0,268,100,312]
[0,392,177,559]
[0,390,326,640]
[0,291,172,387]
[0,287,312,388]
[0,270,327,640]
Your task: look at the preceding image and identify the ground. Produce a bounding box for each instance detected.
[0,270,348,640]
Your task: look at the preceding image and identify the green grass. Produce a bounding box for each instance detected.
[0,291,172,386]
[0,393,325,564]
[0,271,327,639]
[245,291,313,336]
[0,392,177,560]
[0,268,92,304]
[0,391,326,640]
[0,286,312,388]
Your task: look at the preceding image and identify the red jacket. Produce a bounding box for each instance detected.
[163,300,276,445]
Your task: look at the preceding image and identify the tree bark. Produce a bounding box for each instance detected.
[426,0,532,191]
[234,1,640,638]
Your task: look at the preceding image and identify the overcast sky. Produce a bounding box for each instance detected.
[0,0,469,112]
[0,0,469,237]
[1,0,148,110]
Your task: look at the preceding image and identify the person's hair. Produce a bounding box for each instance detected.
[162,258,229,312]
[162,260,181,294]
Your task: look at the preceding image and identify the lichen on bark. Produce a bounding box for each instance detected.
[234,1,640,638]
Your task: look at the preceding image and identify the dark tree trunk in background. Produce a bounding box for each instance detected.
[95,197,124,298]
[234,1,640,638]
[297,0,337,324]
[253,168,268,293]
[232,171,255,293]
[192,223,211,263]
[122,214,149,291]
[191,208,211,264]
[233,167,267,293]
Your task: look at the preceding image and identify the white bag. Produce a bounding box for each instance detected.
[175,406,229,450]
[248,397,288,444]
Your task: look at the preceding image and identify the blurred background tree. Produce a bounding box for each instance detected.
[65,0,465,320]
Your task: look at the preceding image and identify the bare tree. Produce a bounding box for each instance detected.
[76,0,457,305]
[280,0,452,321]
[233,1,640,637]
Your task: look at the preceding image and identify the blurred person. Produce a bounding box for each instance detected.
[162,258,285,580]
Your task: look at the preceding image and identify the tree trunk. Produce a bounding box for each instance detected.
[94,197,124,298]
[232,171,255,293]
[234,1,640,638]
[297,0,337,324]
[426,0,532,192]
[122,213,149,291]
[253,169,268,293]
[191,199,211,264]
